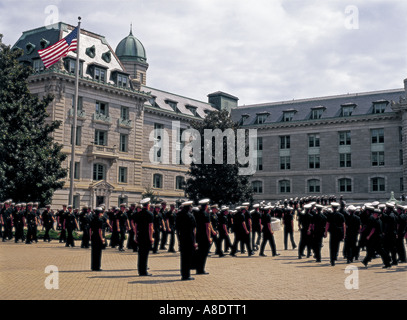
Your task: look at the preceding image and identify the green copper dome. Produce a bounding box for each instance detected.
[115,28,147,63]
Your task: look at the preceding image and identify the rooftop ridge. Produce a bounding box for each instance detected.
[238,87,405,109]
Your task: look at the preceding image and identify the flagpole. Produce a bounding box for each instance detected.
[69,17,81,207]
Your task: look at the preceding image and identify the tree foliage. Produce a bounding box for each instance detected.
[184,109,254,206]
[0,34,67,206]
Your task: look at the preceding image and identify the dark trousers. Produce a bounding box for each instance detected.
[2,220,12,240]
[138,243,151,275]
[218,230,232,252]
[284,228,296,250]
[153,229,160,253]
[44,226,52,242]
[252,228,261,250]
[110,230,119,248]
[298,230,311,257]
[127,230,135,249]
[118,229,126,250]
[15,224,25,242]
[59,228,66,243]
[231,231,251,255]
[180,244,194,279]
[91,238,103,271]
[383,235,398,264]
[26,225,36,243]
[196,240,210,273]
[312,234,324,262]
[160,229,168,249]
[66,228,75,247]
[362,238,391,267]
[260,232,277,255]
[344,234,358,262]
[167,229,176,252]
[329,233,343,264]
[81,227,90,248]
[396,234,406,262]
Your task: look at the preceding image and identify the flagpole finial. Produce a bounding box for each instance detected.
[130,23,133,35]
[78,16,81,21]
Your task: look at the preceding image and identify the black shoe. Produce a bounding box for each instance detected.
[316,259,321,263]
[361,260,368,268]
[273,253,280,257]
[197,271,209,275]
[331,261,335,266]
[140,273,152,276]
[382,265,392,269]
[260,253,267,257]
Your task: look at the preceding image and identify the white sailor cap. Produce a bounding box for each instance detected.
[221,206,229,211]
[378,204,386,209]
[192,206,200,212]
[198,198,210,205]
[347,205,356,211]
[386,202,395,208]
[315,204,324,209]
[304,203,313,209]
[371,201,380,207]
[181,200,193,207]
[241,202,250,207]
[331,202,340,208]
[140,198,151,204]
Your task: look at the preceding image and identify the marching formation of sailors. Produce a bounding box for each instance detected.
[1,195,407,279]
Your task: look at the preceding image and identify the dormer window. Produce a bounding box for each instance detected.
[310,106,325,120]
[117,74,128,88]
[340,103,356,117]
[254,112,269,124]
[165,99,178,112]
[239,114,250,126]
[372,101,388,114]
[282,110,296,122]
[25,42,36,55]
[94,67,106,82]
[186,105,198,116]
[32,59,44,72]
[40,38,50,49]
[64,57,83,76]
[149,96,157,107]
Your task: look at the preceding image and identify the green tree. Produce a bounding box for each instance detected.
[184,109,254,206]
[0,34,67,206]
[141,186,161,204]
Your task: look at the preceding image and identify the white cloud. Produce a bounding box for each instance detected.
[1,0,407,105]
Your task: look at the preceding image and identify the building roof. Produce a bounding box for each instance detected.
[142,85,217,119]
[115,27,147,63]
[231,88,405,125]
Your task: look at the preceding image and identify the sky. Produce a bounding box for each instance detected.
[1,0,407,106]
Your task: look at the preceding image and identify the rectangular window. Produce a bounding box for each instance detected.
[255,114,267,124]
[71,96,83,110]
[175,176,185,190]
[371,177,385,192]
[339,153,351,168]
[401,177,404,192]
[121,106,129,120]
[373,103,386,114]
[94,130,107,146]
[282,112,295,122]
[339,131,351,146]
[118,167,127,183]
[117,74,128,87]
[93,164,105,181]
[119,134,128,152]
[371,128,384,144]
[308,134,320,148]
[94,67,106,82]
[308,180,320,193]
[341,106,354,117]
[371,151,385,167]
[154,123,164,163]
[310,109,323,120]
[279,180,291,193]
[252,181,263,194]
[339,178,352,192]
[33,59,44,72]
[153,174,163,189]
[73,195,80,209]
[96,101,108,116]
[309,155,320,169]
[71,125,82,146]
[74,161,80,179]
[280,156,291,170]
[280,136,290,149]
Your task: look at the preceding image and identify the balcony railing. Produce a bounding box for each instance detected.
[118,118,133,128]
[92,112,112,124]
[68,108,86,119]
[87,144,119,163]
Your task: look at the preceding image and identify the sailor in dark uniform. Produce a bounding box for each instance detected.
[134,198,154,276]
[343,205,361,263]
[25,202,38,244]
[324,202,346,266]
[79,206,91,248]
[298,203,313,259]
[90,207,105,271]
[42,204,55,242]
[152,204,165,253]
[230,205,253,256]
[159,201,168,250]
[396,205,407,263]
[218,206,232,254]
[65,205,79,247]
[251,204,262,251]
[13,204,25,243]
[118,203,130,252]
[195,199,212,274]
[282,206,296,250]
[311,204,327,262]
[176,201,197,280]
[126,203,137,251]
[259,205,279,257]
[382,202,398,266]
[58,205,68,243]
[165,203,177,252]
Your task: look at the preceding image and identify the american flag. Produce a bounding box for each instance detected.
[38,27,78,68]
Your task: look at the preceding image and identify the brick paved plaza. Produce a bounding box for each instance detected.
[1,228,407,301]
